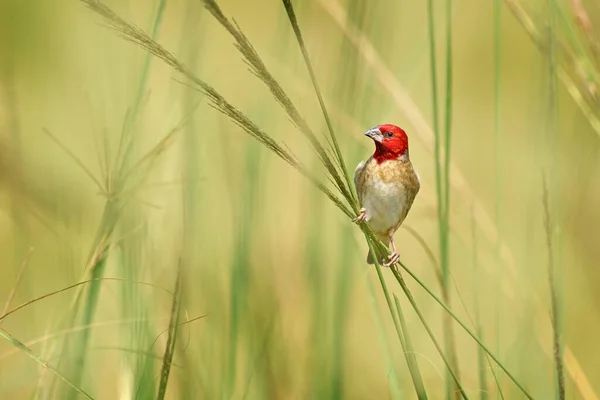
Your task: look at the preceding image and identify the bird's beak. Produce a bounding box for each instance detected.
[364,127,383,143]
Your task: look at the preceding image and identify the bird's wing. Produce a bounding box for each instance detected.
[354,157,372,204]
[395,163,421,229]
[354,160,365,180]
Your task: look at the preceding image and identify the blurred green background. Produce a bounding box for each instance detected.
[1,0,599,398]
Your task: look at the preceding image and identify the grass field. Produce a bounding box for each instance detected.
[1,0,600,398]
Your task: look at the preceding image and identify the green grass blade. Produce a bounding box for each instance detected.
[131,0,167,121]
[442,1,460,398]
[471,212,488,400]
[544,6,565,395]
[330,222,355,400]
[393,295,428,400]
[428,0,460,396]
[492,0,504,396]
[363,236,407,349]
[389,264,534,399]
[156,261,183,400]
[118,0,168,170]
[443,0,453,232]
[225,142,260,397]
[364,234,428,399]
[393,275,468,400]
[65,240,110,396]
[426,0,443,224]
[0,328,94,399]
[543,178,565,400]
[363,278,403,399]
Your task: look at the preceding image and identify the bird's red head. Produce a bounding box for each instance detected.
[365,124,409,163]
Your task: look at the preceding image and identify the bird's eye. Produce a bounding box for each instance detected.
[386,132,394,138]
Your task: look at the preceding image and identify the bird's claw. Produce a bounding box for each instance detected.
[352,208,367,224]
[383,252,400,267]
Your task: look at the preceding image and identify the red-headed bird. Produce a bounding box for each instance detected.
[353,124,420,266]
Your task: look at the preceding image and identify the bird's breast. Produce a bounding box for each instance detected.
[362,175,406,236]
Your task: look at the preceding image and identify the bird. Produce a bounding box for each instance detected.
[353,124,420,266]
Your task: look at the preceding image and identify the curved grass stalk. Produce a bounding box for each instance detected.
[0,328,93,399]
[388,263,534,400]
[393,295,428,399]
[392,280,468,400]
[201,0,354,206]
[280,0,358,206]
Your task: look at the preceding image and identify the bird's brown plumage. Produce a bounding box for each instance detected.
[354,154,420,264]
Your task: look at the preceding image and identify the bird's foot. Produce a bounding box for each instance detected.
[383,252,400,267]
[352,208,367,224]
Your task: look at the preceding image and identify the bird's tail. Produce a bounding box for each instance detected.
[366,236,390,265]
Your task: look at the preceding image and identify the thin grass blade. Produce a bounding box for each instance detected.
[393,295,428,399]
[392,273,468,400]
[388,263,534,399]
[280,0,357,204]
[156,261,183,400]
[0,329,94,399]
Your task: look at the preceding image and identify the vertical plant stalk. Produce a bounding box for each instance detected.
[471,208,494,400]
[156,261,183,400]
[426,0,443,220]
[545,2,565,396]
[132,0,168,120]
[493,0,503,396]
[442,1,462,399]
[64,234,111,398]
[177,1,203,397]
[428,0,461,396]
[362,270,404,398]
[390,261,534,400]
[120,0,169,163]
[442,0,453,253]
[226,143,260,397]
[542,179,565,400]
